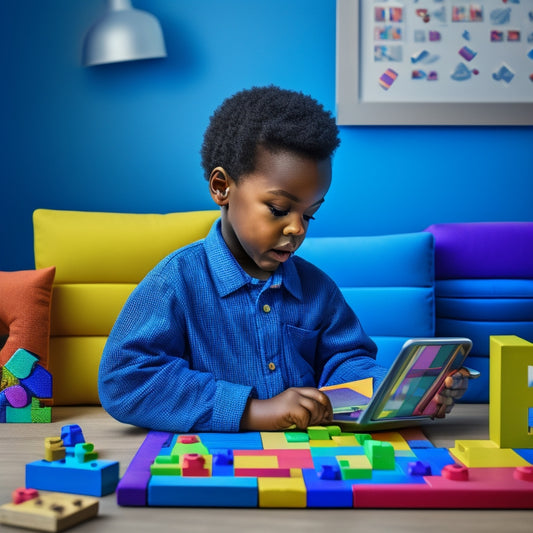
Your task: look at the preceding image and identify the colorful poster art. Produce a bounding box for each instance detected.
[357,0,533,103]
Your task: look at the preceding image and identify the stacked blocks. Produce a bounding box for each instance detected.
[26,424,119,497]
[0,348,52,423]
[118,338,533,509]
[116,423,533,509]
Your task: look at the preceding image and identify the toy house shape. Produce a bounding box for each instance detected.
[489,336,533,449]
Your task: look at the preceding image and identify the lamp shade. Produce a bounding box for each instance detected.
[82,0,167,67]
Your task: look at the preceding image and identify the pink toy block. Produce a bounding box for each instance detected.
[353,468,533,509]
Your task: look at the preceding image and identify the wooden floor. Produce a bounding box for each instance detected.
[1,405,531,533]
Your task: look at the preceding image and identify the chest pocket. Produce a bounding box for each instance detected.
[285,324,319,383]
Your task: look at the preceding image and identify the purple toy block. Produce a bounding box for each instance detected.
[117,431,171,506]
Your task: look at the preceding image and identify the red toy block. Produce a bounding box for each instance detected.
[181,454,209,477]
[234,467,291,477]
[11,488,39,505]
[353,468,533,509]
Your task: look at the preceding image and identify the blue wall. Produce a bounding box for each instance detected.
[2,0,532,271]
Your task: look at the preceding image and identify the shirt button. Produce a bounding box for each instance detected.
[262,304,271,313]
[268,362,276,371]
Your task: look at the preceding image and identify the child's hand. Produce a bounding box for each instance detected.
[240,387,333,431]
[433,367,473,418]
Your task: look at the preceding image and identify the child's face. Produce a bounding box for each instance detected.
[217,147,332,280]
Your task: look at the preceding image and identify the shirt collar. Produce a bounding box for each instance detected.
[205,219,303,300]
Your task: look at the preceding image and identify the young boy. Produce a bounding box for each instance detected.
[98,86,467,433]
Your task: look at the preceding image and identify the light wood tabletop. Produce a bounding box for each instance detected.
[1,405,531,533]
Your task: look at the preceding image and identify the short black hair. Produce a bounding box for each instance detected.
[200,85,340,182]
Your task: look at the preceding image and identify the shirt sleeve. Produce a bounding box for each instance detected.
[98,269,253,433]
[315,282,389,392]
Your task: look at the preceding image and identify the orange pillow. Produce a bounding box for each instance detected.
[0,266,55,369]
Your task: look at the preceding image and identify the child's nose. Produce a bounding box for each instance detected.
[283,214,306,236]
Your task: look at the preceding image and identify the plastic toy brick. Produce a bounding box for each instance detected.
[60,424,85,447]
[148,474,258,507]
[44,437,66,462]
[26,457,119,497]
[0,489,98,532]
[284,431,309,443]
[450,439,531,468]
[116,431,171,506]
[489,336,533,449]
[4,349,39,379]
[364,440,395,470]
[302,468,353,508]
[307,426,330,440]
[257,473,307,508]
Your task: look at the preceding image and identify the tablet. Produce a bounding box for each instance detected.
[322,337,474,431]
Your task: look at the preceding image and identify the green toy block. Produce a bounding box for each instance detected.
[30,397,51,423]
[355,433,372,445]
[171,440,209,457]
[285,432,309,443]
[1,366,19,390]
[364,439,395,470]
[151,456,181,476]
[75,442,98,463]
[338,458,372,480]
[307,426,330,440]
[326,425,342,437]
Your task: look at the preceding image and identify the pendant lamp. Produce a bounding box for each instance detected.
[82,0,167,67]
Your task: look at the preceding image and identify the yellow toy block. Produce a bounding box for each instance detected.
[234,455,278,469]
[44,437,65,462]
[308,439,338,447]
[337,454,372,480]
[331,435,360,446]
[370,431,411,451]
[449,439,531,468]
[258,474,307,508]
[489,336,533,449]
[261,432,309,450]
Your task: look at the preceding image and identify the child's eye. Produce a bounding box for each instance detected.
[269,206,289,217]
[303,214,316,222]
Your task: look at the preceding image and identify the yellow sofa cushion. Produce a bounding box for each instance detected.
[33,209,220,405]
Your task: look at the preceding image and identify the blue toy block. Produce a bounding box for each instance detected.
[302,468,353,508]
[26,457,119,496]
[408,447,456,476]
[60,424,85,447]
[195,432,263,450]
[310,446,364,457]
[20,364,52,398]
[148,474,258,507]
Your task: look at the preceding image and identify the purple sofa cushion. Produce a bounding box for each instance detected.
[425,222,533,279]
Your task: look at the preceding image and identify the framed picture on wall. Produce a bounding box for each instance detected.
[336,0,533,125]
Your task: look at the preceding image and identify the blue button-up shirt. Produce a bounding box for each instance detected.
[98,220,386,432]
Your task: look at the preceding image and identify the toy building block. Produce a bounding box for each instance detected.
[364,440,395,470]
[149,474,258,507]
[307,426,330,440]
[26,457,119,497]
[489,336,533,449]
[181,453,210,477]
[260,431,309,450]
[302,468,354,508]
[4,349,39,380]
[60,424,85,447]
[117,431,172,506]
[31,397,51,423]
[257,472,307,508]
[150,455,181,476]
[337,455,372,480]
[284,431,309,443]
[74,442,98,463]
[172,437,208,457]
[44,437,66,462]
[0,488,98,532]
[450,439,531,468]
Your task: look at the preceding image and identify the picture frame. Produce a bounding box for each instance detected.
[336,0,533,125]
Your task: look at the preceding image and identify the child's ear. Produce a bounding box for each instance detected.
[209,167,231,206]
